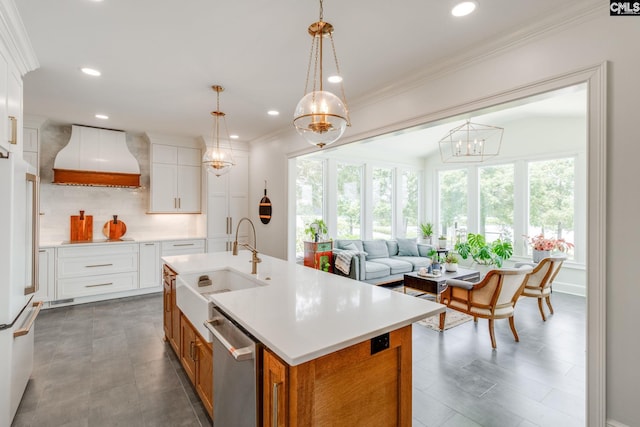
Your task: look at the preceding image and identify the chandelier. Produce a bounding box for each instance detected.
[202,85,235,176]
[438,120,504,163]
[293,0,350,148]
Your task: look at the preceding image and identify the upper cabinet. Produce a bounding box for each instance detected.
[149,143,202,213]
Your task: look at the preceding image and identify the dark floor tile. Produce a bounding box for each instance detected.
[89,383,144,427]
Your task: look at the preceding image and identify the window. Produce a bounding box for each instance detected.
[372,167,393,239]
[336,163,362,239]
[295,158,324,254]
[479,164,514,242]
[439,169,468,240]
[400,169,419,238]
[528,158,575,258]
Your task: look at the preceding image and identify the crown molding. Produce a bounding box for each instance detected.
[0,0,39,75]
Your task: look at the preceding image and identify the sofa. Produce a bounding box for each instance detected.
[332,239,434,285]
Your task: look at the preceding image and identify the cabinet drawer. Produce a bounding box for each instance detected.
[57,243,138,258]
[161,239,205,256]
[58,272,138,299]
[57,253,138,278]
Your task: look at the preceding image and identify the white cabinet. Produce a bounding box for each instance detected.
[161,239,206,257]
[149,144,202,213]
[207,153,249,252]
[22,127,38,171]
[35,248,54,303]
[0,49,22,154]
[56,244,139,299]
[139,242,161,289]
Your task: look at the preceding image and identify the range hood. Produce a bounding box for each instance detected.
[53,125,141,187]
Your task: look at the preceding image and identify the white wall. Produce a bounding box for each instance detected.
[249,10,640,426]
[38,123,205,244]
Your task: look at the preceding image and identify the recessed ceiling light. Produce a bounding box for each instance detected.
[328,75,343,83]
[267,110,280,116]
[95,114,109,120]
[81,67,101,76]
[451,1,477,17]
[229,134,239,139]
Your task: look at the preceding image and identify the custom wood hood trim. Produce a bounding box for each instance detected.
[53,168,140,188]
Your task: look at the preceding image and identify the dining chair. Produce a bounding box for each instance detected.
[514,256,566,321]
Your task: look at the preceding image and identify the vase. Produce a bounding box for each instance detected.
[533,249,551,263]
[445,262,458,272]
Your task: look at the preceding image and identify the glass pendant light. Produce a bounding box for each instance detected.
[202,85,235,176]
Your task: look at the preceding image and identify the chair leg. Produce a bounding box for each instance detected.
[509,316,520,342]
[439,311,446,331]
[545,296,554,315]
[537,298,547,321]
[488,319,497,348]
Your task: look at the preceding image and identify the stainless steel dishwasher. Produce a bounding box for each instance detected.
[205,305,262,427]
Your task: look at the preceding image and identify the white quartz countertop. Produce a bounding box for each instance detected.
[162,251,445,366]
[40,236,206,248]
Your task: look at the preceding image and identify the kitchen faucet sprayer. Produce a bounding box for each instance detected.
[232,217,261,274]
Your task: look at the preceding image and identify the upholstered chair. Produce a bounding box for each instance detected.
[514,256,566,321]
[439,267,532,349]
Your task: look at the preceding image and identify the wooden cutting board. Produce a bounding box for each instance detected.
[102,215,127,240]
[70,211,93,242]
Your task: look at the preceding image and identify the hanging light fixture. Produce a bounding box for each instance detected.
[438,120,504,163]
[202,85,235,176]
[293,0,350,148]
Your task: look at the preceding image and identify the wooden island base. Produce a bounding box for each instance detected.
[264,325,413,426]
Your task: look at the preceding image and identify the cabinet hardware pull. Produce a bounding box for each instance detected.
[8,116,17,145]
[86,263,113,268]
[190,341,195,360]
[273,381,281,427]
[194,342,200,362]
[164,292,170,312]
[173,243,194,247]
[174,198,177,209]
[229,217,232,234]
[85,282,113,288]
[39,249,46,253]
[14,302,43,338]
[144,243,155,246]
[178,198,181,209]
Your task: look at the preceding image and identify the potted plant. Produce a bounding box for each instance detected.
[438,235,448,249]
[454,233,513,268]
[304,219,328,242]
[524,234,574,262]
[420,222,434,244]
[444,253,459,272]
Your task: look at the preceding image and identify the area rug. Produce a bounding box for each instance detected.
[390,286,473,331]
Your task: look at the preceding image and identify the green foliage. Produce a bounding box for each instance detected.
[529,158,575,231]
[454,233,513,267]
[444,253,459,264]
[479,164,514,236]
[304,219,328,241]
[439,169,468,234]
[337,163,362,238]
[420,222,433,237]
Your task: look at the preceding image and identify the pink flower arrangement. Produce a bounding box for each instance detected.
[525,234,574,252]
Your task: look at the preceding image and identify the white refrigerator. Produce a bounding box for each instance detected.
[0,152,42,424]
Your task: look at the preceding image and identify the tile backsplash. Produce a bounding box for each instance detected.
[38,123,205,245]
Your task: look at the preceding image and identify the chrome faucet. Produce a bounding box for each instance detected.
[232,217,261,274]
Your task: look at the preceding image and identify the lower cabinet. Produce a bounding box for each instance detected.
[180,313,214,418]
[263,325,413,427]
[35,248,54,304]
[163,264,213,419]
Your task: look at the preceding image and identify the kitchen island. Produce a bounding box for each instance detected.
[163,250,445,426]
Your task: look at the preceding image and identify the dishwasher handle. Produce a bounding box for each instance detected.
[205,318,255,362]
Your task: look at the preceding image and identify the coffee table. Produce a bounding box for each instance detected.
[403,267,481,302]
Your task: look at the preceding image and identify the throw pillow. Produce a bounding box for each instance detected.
[362,240,390,259]
[397,238,419,257]
[343,242,366,255]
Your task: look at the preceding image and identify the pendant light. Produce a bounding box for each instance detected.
[293,0,350,148]
[438,120,504,163]
[202,85,235,176]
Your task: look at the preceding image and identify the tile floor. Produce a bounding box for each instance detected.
[12,290,585,427]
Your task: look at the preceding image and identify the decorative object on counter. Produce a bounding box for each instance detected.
[202,85,235,177]
[304,218,328,242]
[438,120,504,163]
[293,0,350,148]
[259,180,272,224]
[102,215,127,240]
[524,234,574,263]
[69,210,93,242]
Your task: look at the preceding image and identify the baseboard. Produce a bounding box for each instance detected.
[607,419,631,427]
[552,280,586,297]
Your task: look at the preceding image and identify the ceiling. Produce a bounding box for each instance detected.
[16,0,596,143]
